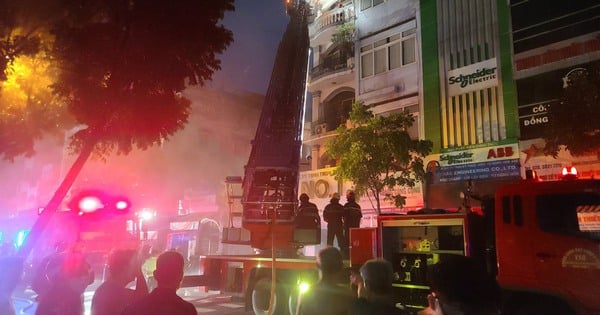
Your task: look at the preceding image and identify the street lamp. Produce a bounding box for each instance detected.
[137,208,156,240]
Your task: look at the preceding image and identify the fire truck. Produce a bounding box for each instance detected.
[196,168,600,315]
[349,167,600,315]
[189,1,600,315]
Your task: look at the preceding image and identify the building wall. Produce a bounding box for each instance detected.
[511,0,600,180]
[420,0,520,208]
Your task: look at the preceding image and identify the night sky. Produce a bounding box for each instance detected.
[211,0,289,94]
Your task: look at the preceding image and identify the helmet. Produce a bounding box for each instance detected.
[346,191,356,201]
[299,193,309,202]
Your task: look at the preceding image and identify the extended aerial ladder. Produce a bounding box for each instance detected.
[239,0,312,252]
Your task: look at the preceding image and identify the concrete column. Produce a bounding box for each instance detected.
[311,90,321,123]
[311,144,320,170]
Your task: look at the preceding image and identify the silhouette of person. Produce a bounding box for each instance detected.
[342,191,362,257]
[296,246,355,315]
[349,259,407,315]
[0,256,24,315]
[418,255,500,315]
[323,193,345,249]
[32,241,68,299]
[121,251,197,315]
[35,244,94,315]
[91,249,148,315]
[295,193,321,229]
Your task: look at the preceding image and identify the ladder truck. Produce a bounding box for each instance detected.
[193,1,326,314]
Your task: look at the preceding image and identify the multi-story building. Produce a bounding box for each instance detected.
[419,0,521,208]
[301,0,424,216]
[302,0,599,213]
[511,0,600,181]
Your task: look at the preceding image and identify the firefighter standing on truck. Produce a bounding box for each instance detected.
[323,193,345,249]
[343,190,362,258]
[295,193,321,229]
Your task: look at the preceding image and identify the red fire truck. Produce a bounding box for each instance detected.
[348,168,600,315]
[194,169,600,315]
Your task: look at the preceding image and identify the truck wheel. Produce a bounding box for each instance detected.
[251,278,289,315]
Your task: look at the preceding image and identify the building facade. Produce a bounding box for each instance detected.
[301,0,600,212]
[511,0,600,181]
[301,0,424,216]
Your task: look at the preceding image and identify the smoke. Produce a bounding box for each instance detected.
[0,86,263,219]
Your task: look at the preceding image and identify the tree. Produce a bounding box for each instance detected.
[543,64,600,157]
[0,0,41,80]
[325,101,432,214]
[18,0,234,256]
[0,31,73,160]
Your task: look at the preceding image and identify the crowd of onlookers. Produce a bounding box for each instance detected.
[296,247,500,315]
[0,243,500,315]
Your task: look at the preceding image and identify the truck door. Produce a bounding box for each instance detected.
[532,193,600,312]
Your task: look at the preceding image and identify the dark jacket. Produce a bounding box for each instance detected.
[323,200,344,227]
[121,287,197,315]
[296,201,321,228]
[343,201,362,229]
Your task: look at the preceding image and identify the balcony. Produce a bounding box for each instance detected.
[309,2,355,38]
[310,55,353,81]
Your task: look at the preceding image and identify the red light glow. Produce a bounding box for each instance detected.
[562,166,578,178]
[115,200,129,210]
[78,196,103,213]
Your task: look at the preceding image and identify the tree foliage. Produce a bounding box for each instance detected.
[0,31,73,160]
[50,0,234,157]
[0,0,42,80]
[326,101,432,214]
[6,0,235,256]
[543,64,600,157]
[331,22,355,57]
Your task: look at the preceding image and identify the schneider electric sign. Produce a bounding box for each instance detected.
[447,58,498,96]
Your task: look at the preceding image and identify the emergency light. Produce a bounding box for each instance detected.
[561,166,578,179]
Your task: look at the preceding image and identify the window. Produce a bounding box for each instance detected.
[402,37,416,65]
[360,23,417,78]
[536,193,600,240]
[360,0,384,11]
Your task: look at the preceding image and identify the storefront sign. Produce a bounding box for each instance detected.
[299,167,424,213]
[518,100,557,140]
[520,139,600,181]
[426,143,520,183]
[432,159,520,183]
[447,58,498,96]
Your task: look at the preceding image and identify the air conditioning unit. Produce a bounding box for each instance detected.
[313,123,327,135]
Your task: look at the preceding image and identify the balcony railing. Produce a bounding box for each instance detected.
[310,2,355,37]
[310,55,352,81]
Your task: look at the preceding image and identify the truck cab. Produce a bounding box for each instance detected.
[493,176,600,315]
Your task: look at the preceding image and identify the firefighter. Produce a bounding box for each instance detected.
[295,193,321,229]
[343,190,362,257]
[323,193,345,249]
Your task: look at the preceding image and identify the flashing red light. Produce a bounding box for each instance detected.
[78,196,103,214]
[561,166,578,179]
[115,200,130,210]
